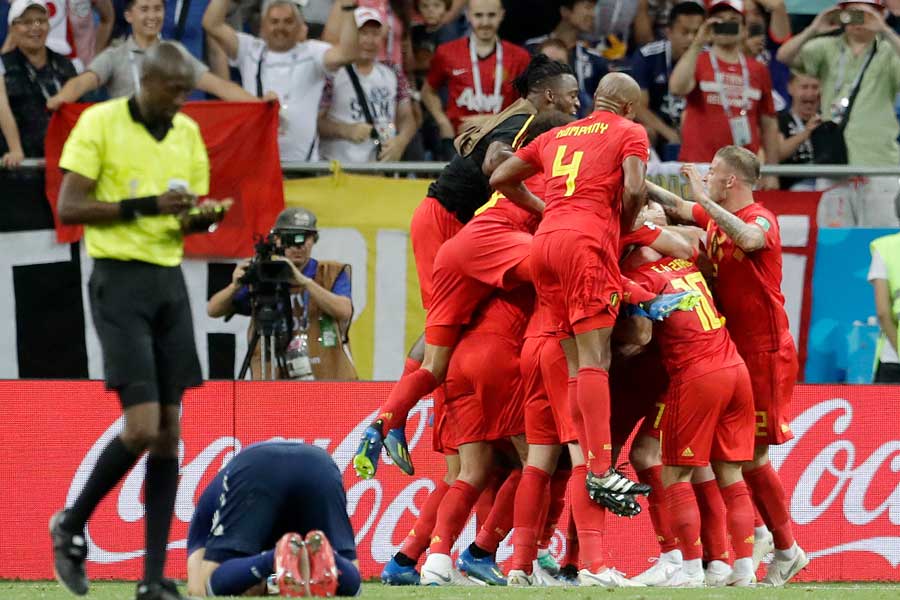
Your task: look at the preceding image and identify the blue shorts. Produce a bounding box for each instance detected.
[189,441,357,563]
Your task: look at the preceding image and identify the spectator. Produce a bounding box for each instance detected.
[670,0,779,189]
[744,0,792,110]
[47,0,256,109]
[634,0,680,46]
[207,207,358,381]
[593,0,639,62]
[525,0,608,117]
[632,0,706,159]
[421,0,530,142]
[411,0,459,50]
[324,0,411,68]
[203,0,359,163]
[536,37,569,62]
[777,0,900,226]
[777,72,821,189]
[68,0,115,67]
[868,230,900,383]
[0,0,77,166]
[318,8,416,162]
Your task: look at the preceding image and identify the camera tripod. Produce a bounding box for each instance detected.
[238,293,291,380]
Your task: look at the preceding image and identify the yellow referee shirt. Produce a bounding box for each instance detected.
[59,97,210,266]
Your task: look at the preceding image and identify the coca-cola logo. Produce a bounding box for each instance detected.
[769,398,900,567]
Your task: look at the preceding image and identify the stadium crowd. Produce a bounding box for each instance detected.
[1,0,900,196]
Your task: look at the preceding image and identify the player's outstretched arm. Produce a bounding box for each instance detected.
[681,163,766,253]
[622,156,648,231]
[645,180,696,223]
[650,227,694,260]
[489,155,544,215]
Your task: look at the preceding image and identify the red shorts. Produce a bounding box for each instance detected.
[610,348,669,446]
[531,230,621,335]
[410,196,464,310]
[444,215,534,289]
[521,335,577,445]
[443,333,525,445]
[660,364,756,467]
[741,332,798,446]
[431,386,458,455]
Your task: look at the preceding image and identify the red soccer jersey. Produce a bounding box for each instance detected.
[619,222,663,255]
[678,51,775,162]
[471,172,545,233]
[624,255,743,382]
[516,110,650,237]
[426,37,531,134]
[692,202,790,352]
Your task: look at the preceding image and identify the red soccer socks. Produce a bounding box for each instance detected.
[399,479,450,561]
[508,466,551,573]
[744,463,796,551]
[667,481,702,561]
[721,480,755,560]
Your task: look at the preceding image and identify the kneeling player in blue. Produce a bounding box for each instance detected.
[186,441,361,597]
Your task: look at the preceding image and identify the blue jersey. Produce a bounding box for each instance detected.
[631,40,686,131]
[524,36,609,118]
[187,441,357,563]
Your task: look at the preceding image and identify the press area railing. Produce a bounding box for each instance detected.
[10,158,900,178]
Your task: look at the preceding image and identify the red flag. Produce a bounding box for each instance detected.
[44,101,285,258]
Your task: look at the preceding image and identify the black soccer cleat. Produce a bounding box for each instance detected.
[135,578,185,600]
[585,468,650,517]
[49,510,89,596]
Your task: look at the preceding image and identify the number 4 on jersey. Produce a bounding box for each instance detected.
[551,145,583,197]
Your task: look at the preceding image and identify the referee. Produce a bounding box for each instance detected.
[49,43,230,600]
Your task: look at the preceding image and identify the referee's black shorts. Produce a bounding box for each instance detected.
[89,259,202,406]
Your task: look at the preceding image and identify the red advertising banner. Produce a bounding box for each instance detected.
[1,381,897,582]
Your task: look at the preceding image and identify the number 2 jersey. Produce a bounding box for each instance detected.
[624,255,744,383]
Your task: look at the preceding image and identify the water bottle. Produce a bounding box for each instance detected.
[285,333,314,380]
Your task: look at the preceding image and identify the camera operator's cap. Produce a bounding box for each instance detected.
[355,7,384,28]
[274,207,318,232]
[709,0,744,15]
[8,0,48,25]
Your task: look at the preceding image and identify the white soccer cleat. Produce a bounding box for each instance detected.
[705,559,733,587]
[578,567,645,587]
[531,560,565,586]
[752,528,775,572]
[631,551,682,586]
[421,553,477,586]
[660,567,705,588]
[506,569,535,587]
[761,544,809,587]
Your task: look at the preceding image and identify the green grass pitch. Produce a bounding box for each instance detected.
[3,581,900,600]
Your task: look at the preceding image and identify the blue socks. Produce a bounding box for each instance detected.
[207,550,275,596]
[335,553,361,596]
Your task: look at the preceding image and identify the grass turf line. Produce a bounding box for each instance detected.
[3,581,900,599]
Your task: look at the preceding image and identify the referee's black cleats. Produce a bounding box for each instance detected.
[135,578,185,600]
[585,468,651,518]
[49,510,89,596]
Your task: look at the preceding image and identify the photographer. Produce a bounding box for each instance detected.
[207,207,358,381]
[669,0,779,189]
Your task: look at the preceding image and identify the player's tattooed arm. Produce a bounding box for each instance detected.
[482,141,514,176]
[645,180,696,223]
[489,155,545,215]
[681,164,766,253]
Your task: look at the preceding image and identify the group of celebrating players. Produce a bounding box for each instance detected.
[352,53,809,589]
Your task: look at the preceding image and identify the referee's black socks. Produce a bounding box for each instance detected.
[144,455,179,582]
[63,436,139,533]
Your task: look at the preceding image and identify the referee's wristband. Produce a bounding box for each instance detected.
[120,196,160,221]
[341,4,359,11]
